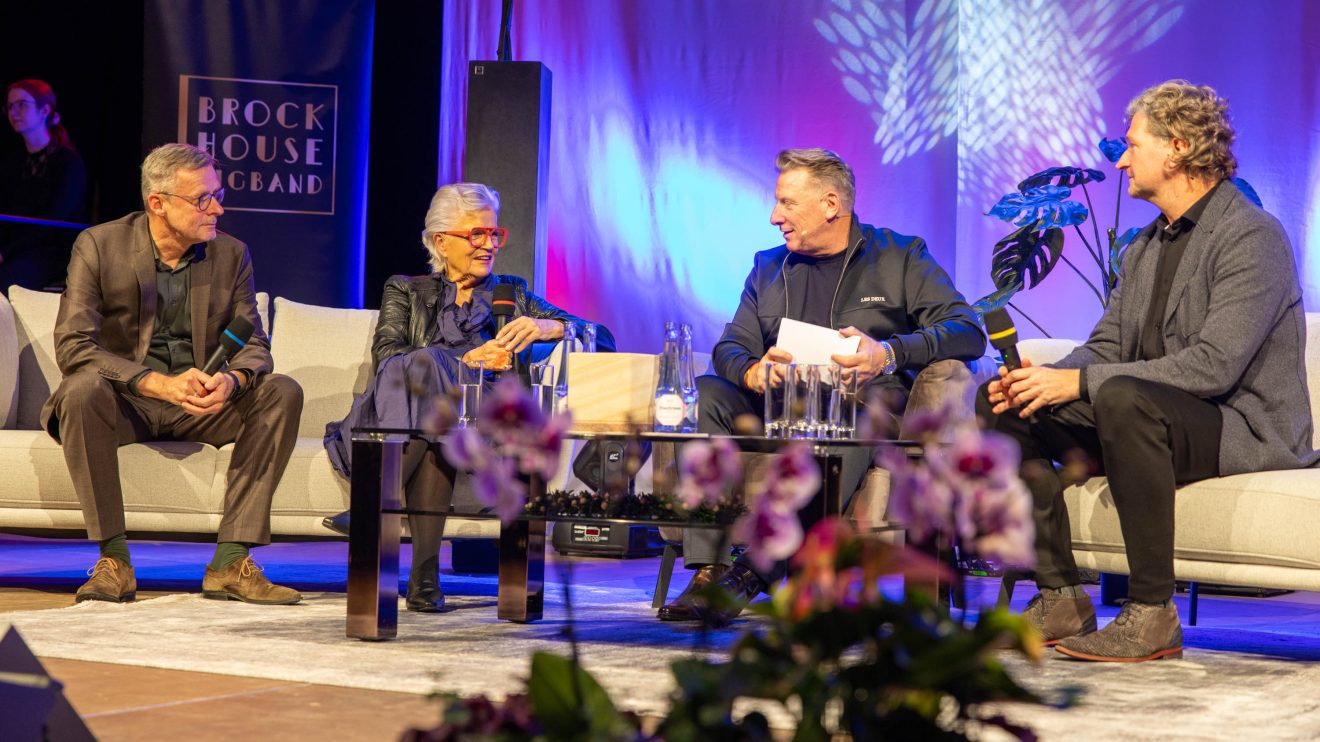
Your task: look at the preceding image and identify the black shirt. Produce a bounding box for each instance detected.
[785,249,849,330]
[144,243,201,376]
[127,242,203,396]
[1138,181,1221,361]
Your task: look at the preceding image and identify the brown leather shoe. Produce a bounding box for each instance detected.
[702,564,767,627]
[657,563,730,621]
[76,557,136,603]
[1022,587,1097,646]
[202,556,302,605]
[1055,600,1183,662]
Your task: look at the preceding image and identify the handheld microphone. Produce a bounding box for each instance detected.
[985,308,1037,420]
[202,316,254,375]
[984,309,1023,371]
[491,283,519,373]
[491,284,517,332]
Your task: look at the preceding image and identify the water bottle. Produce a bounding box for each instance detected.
[654,322,683,432]
[678,323,699,433]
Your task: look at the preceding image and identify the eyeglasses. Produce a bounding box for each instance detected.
[440,227,508,249]
[158,188,225,212]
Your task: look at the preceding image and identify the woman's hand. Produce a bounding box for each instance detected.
[462,340,513,371]
[495,317,563,353]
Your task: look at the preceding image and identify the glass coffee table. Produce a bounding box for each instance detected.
[345,427,918,640]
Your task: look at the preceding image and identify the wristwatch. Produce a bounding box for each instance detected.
[880,341,897,375]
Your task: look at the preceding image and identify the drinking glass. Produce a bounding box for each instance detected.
[529,362,555,416]
[825,363,859,439]
[458,360,484,427]
[787,364,822,438]
[762,362,795,438]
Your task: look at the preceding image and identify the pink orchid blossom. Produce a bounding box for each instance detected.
[676,438,743,509]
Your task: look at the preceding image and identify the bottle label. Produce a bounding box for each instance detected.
[655,394,684,426]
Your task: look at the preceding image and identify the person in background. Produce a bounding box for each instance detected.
[323,182,616,613]
[0,79,86,293]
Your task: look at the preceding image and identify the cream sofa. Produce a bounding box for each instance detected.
[0,286,507,540]
[1017,319,1320,595]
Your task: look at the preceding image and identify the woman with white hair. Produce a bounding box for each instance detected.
[324,182,614,612]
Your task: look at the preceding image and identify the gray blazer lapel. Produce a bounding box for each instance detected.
[1161,184,1236,328]
[1122,231,1159,360]
[134,219,157,362]
[190,247,213,369]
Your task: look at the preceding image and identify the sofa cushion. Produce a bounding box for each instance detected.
[269,297,378,438]
[0,430,219,513]
[1065,471,1320,570]
[8,286,61,430]
[0,294,17,429]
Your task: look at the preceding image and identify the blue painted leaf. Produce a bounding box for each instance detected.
[990,222,1064,291]
[1108,226,1143,289]
[1098,137,1127,163]
[1017,166,1107,191]
[987,185,1087,228]
[1231,177,1262,207]
[973,283,1021,319]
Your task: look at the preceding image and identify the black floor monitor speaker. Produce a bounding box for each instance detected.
[552,520,666,559]
[464,61,552,295]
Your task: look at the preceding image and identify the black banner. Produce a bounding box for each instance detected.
[143,0,374,308]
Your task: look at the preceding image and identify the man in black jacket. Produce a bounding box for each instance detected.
[659,148,985,625]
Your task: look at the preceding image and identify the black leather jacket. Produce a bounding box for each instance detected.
[371,273,616,373]
[713,217,985,392]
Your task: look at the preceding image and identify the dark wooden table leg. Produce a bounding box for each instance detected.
[347,434,404,641]
[817,451,844,518]
[498,517,546,622]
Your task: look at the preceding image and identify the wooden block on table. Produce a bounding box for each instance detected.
[564,352,658,433]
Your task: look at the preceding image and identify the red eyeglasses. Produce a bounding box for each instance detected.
[440,227,508,249]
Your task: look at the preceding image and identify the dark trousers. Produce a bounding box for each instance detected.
[400,439,456,574]
[682,374,873,585]
[975,374,1221,603]
[48,370,304,545]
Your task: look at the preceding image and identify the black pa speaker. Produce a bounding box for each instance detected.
[464,61,552,295]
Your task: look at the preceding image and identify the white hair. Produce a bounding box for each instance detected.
[420,183,501,274]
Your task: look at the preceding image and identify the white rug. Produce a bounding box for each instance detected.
[5,586,1320,740]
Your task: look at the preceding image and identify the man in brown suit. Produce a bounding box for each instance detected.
[41,143,304,605]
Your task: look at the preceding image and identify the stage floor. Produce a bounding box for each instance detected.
[4,534,1320,740]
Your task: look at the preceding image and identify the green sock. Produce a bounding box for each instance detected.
[99,534,131,565]
[210,542,250,571]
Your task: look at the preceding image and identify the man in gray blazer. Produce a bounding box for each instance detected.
[41,143,304,606]
[978,81,1317,661]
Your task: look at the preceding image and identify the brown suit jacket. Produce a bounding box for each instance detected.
[40,211,272,439]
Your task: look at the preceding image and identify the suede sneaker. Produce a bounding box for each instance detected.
[1055,599,1183,662]
[202,556,302,605]
[1021,586,1097,645]
[76,557,137,603]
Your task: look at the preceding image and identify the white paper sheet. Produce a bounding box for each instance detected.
[774,317,861,366]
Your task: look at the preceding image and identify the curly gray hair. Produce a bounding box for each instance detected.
[1127,80,1237,182]
[420,183,502,274]
[141,143,218,207]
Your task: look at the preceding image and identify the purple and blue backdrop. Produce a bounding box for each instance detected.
[441,0,1320,352]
